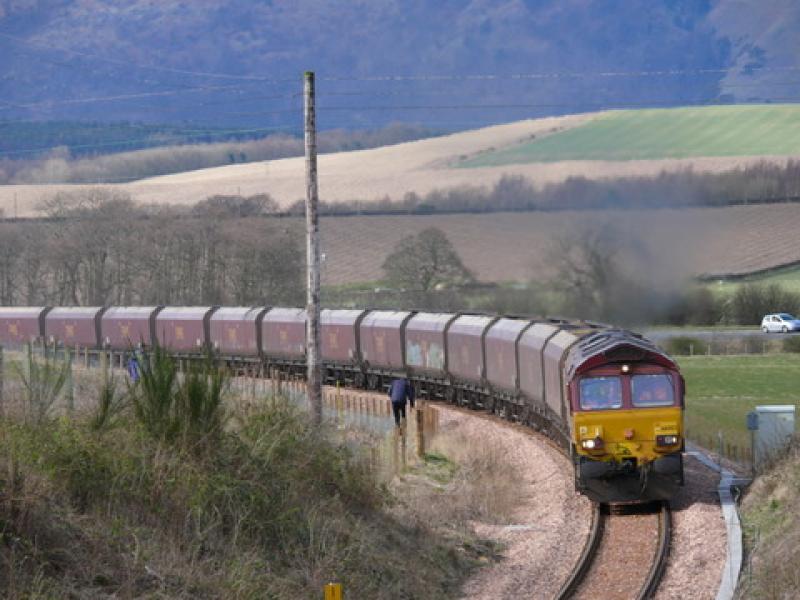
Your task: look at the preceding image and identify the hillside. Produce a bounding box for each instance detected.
[2,106,799,218]
[460,105,800,166]
[3,2,797,126]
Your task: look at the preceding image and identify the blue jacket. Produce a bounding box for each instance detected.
[388,378,415,407]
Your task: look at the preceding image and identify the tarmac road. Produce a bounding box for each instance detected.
[641,328,800,342]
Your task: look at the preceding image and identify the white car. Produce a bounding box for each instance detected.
[761,313,800,333]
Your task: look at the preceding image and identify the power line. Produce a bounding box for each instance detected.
[3,28,798,87]
[0,86,298,111]
[217,98,800,118]
[0,31,293,82]
[320,66,800,83]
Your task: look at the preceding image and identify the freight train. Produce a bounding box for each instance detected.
[0,305,684,503]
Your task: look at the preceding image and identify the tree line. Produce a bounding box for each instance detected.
[285,160,800,216]
[0,190,304,306]
[0,123,437,185]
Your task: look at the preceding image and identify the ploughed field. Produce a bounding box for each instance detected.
[319,203,800,285]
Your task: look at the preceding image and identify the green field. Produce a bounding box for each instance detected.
[679,354,800,451]
[460,104,800,166]
[710,263,800,296]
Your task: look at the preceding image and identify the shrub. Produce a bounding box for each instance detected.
[129,347,229,450]
[129,345,179,442]
[89,369,126,432]
[729,282,800,325]
[782,336,800,353]
[176,356,228,448]
[661,336,708,356]
[11,344,70,424]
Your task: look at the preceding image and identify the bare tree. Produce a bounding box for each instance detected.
[382,227,472,291]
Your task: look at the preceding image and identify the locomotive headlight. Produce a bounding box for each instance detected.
[621,364,630,373]
[581,436,604,450]
[656,434,679,447]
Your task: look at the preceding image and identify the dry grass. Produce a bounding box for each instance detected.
[739,441,800,598]
[392,429,520,530]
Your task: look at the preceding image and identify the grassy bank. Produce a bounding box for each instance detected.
[0,351,489,598]
[678,354,800,450]
[738,442,800,597]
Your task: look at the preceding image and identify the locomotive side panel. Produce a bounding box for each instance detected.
[485,318,530,393]
[446,315,495,384]
[359,311,412,370]
[0,307,48,347]
[262,307,307,359]
[45,307,105,348]
[404,313,454,376]
[102,306,160,349]
[321,309,366,364]
[209,307,266,356]
[156,307,215,352]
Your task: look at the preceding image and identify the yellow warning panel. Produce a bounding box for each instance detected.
[324,582,342,600]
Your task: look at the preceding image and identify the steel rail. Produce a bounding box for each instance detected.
[636,501,672,600]
[555,501,604,600]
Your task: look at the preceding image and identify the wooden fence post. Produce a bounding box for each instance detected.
[0,345,4,417]
[416,404,425,458]
[100,349,108,381]
[65,348,74,414]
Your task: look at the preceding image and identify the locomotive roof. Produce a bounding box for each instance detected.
[564,329,676,379]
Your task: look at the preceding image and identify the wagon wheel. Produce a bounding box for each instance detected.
[354,371,366,389]
[444,386,456,404]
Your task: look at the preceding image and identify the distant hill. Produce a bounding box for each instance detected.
[1,107,798,217]
[460,104,800,166]
[0,1,798,129]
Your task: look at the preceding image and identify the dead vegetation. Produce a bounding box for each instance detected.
[738,440,800,598]
[392,430,520,531]
[0,352,498,598]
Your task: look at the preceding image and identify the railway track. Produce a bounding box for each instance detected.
[556,501,671,600]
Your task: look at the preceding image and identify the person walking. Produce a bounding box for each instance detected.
[388,376,415,427]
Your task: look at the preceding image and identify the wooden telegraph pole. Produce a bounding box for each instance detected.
[304,71,323,425]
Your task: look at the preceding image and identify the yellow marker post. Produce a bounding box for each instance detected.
[324,582,342,600]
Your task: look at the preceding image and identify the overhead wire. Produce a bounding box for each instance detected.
[7,28,798,85]
[0,30,294,83]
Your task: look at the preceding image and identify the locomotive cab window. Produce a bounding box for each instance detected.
[579,376,622,410]
[631,374,674,407]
